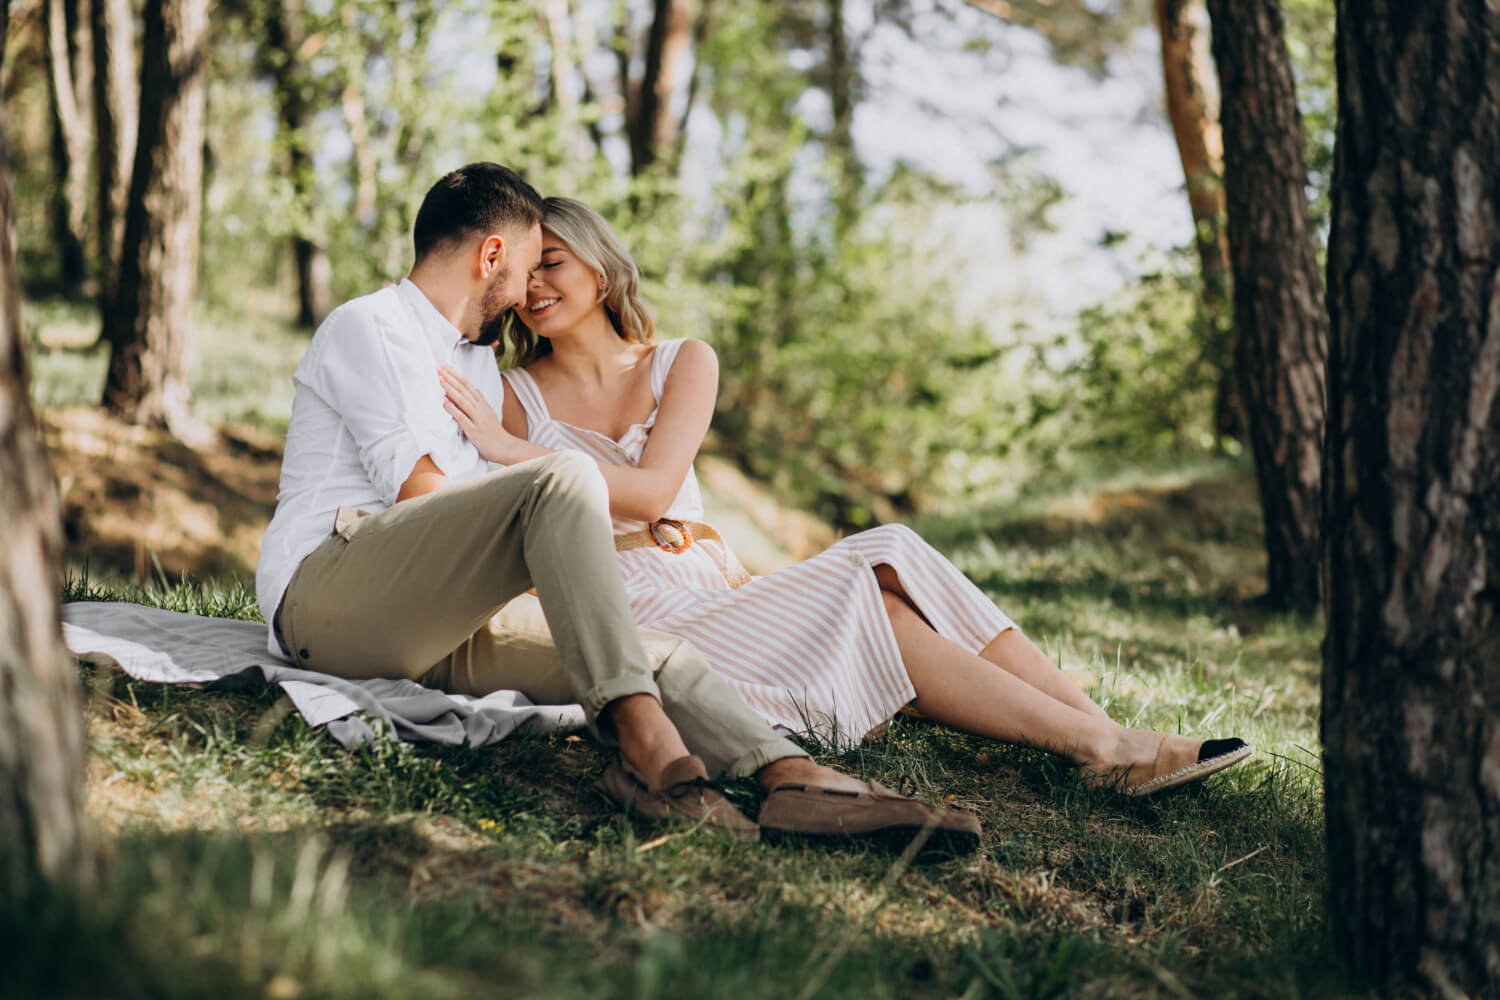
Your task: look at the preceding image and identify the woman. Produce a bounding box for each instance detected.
[441,197,1250,797]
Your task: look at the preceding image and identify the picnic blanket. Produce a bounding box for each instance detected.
[62,601,587,748]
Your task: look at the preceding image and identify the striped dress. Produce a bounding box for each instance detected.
[501,339,1017,744]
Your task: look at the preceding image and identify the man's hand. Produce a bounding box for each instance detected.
[396,454,449,501]
[440,365,517,464]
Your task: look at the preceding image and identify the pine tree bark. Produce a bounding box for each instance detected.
[100,0,209,436]
[0,0,91,904]
[1322,3,1500,994]
[90,0,137,304]
[43,0,91,295]
[1155,0,1241,438]
[1205,0,1326,613]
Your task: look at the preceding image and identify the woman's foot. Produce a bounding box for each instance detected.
[1079,730,1253,796]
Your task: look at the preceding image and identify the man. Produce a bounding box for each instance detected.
[255,162,979,852]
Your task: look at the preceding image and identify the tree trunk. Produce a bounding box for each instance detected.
[0,0,91,904]
[1154,0,1241,438]
[100,0,210,438]
[1205,0,1325,614]
[1322,3,1500,995]
[671,0,712,170]
[828,0,858,239]
[90,0,137,305]
[43,0,90,296]
[543,0,578,114]
[627,0,696,175]
[262,2,330,329]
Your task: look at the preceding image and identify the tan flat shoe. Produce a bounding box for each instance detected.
[757,778,981,858]
[596,754,759,839]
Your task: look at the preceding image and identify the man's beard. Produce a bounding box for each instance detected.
[474,265,511,346]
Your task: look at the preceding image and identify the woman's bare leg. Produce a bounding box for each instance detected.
[880,592,1179,769]
[870,563,1113,723]
[978,630,1116,723]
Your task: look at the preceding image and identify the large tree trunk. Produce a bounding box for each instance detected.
[0,0,91,904]
[262,2,330,329]
[1154,0,1241,438]
[627,0,696,176]
[1205,0,1326,614]
[43,0,91,296]
[100,0,210,438]
[90,0,137,305]
[1322,3,1500,995]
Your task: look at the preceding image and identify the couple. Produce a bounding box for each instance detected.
[255,162,1250,853]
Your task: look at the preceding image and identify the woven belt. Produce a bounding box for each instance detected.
[615,518,752,588]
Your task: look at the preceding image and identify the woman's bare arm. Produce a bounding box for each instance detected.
[440,339,718,522]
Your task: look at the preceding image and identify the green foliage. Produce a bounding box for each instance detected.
[207,0,600,304]
[1282,0,1337,236]
[652,2,1014,528]
[1017,253,1223,475]
[13,0,1338,527]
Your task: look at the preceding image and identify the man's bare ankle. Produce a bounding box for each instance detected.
[756,756,806,790]
[603,693,688,784]
[756,756,836,791]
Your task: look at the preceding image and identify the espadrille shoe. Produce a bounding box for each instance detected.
[1081,736,1253,797]
[596,754,759,839]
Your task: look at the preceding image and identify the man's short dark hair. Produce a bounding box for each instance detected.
[412,163,544,262]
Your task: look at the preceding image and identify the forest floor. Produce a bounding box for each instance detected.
[16,296,1340,999]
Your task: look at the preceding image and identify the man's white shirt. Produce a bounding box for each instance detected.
[255,278,505,655]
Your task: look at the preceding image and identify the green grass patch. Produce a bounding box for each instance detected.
[37,466,1338,999]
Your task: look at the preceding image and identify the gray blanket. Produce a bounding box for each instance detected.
[62,601,586,748]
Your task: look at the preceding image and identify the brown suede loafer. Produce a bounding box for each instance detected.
[757,778,981,858]
[596,754,759,840]
[1080,737,1253,797]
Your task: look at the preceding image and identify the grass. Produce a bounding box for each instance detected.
[19,294,1341,997]
[33,481,1338,999]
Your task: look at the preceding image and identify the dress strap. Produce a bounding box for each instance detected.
[500,367,551,425]
[649,339,688,401]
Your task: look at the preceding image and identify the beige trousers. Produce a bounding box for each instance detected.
[277,452,802,777]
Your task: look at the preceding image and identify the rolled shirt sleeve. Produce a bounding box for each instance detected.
[298,300,467,506]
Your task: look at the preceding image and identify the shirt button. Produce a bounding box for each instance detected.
[299,649,310,660]
[849,554,864,568]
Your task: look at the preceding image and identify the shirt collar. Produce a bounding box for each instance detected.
[396,277,473,356]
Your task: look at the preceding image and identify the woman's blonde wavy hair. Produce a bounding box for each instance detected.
[504,197,655,367]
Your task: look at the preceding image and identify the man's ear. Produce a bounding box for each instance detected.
[477,234,506,279]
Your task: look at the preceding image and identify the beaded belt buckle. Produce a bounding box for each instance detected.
[649,518,694,553]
